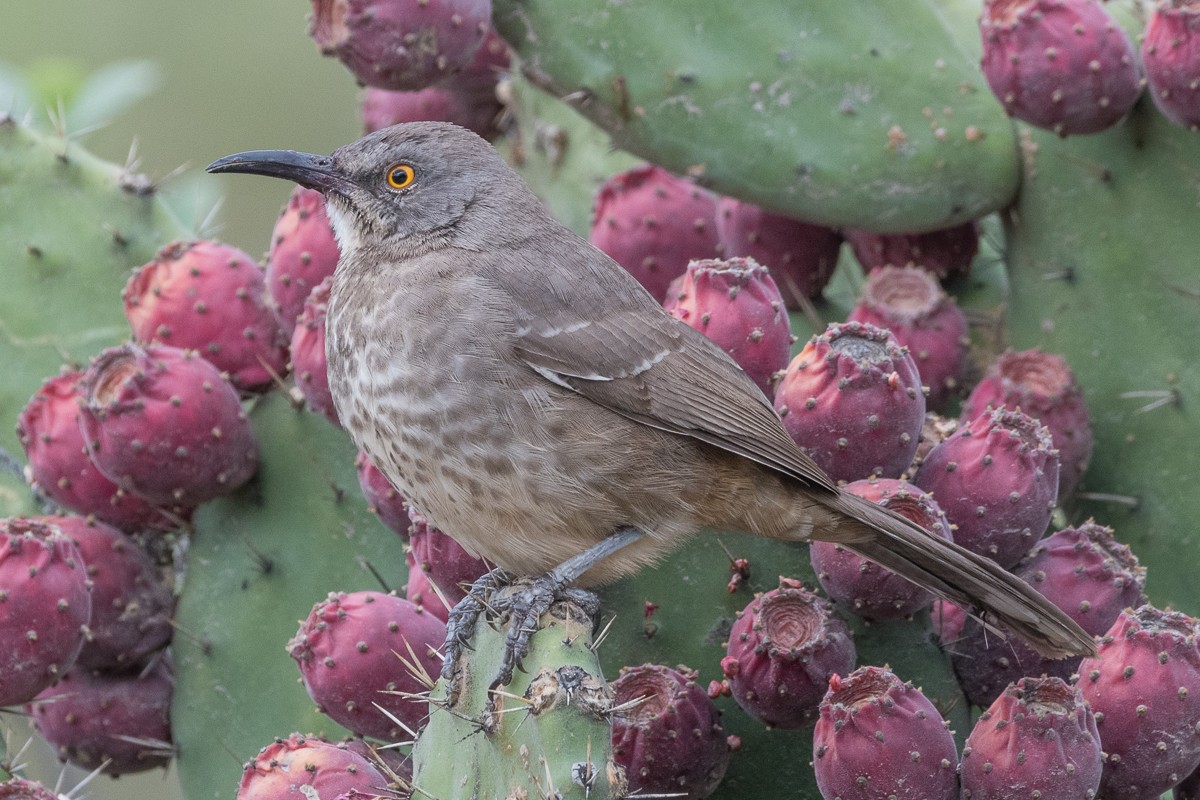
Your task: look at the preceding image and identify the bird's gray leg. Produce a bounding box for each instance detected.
[440,527,647,687]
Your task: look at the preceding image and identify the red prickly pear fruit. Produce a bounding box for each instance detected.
[291,276,341,427]
[78,343,259,508]
[408,506,490,606]
[41,515,173,671]
[309,0,492,91]
[811,478,953,621]
[0,518,91,707]
[267,187,341,337]
[960,676,1102,800]
[930,598,968,644]
[714,197,843,308]
[404,549,451,622]
[963,347,1092,498]
[774,321,926,483]
[979,0,1143,136]
[17,370,176,532]
[1078,605,1200,800]
[1015,520,1146,637]
[287,590,446,741]
[123,240,289,392]
[912,407,1060,569]
[723,581,856,728]
[611,663,732,800]
[0,777,61,799]
[27,656,174,775]
[1143,1,1200,130]
[355,451,411,537]
[237,733,390,800]
[952,617,1075,708]
[844,221,979,281]
[589,164,722,302]
[847,266,970,410]
[812,665,959,800]
[663,256,792,397]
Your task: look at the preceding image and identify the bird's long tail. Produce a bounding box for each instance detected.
[816,489,1096,659]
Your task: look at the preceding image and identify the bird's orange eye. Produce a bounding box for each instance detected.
[386,163,415,189]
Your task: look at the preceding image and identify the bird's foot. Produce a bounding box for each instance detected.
[441,568,510,681]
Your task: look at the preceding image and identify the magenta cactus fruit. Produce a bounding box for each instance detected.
[963,347,1092,497]
[17,370,174,531]
[774,321,926,483]
[930,598,968,644]
[291,276,340,426]
[913,407,1060,568]
[979,0,1142,136]
[843,221,979,280]
[309,0,491,91]
[611,663,732,800]
[960,676,1102,800]
[1078,605,1200,800]
[0,778,60,800]
[27,656,174,775]
[589,164,722,302]
[663,256,792,397]
[237,733,391,800]
[812,665,958,800]
[266,186,341,337]
[723,581,856,728]
[714,197,843,307]
[1015,520,1146,637]
[1143,1,1200,130]
[847,266,969,410]
[408,506,490,607]
[77,343,259,509]
[42,515,173,671]
[355,451,410,537]
[287,590,446,740]
[123,240,289,392]
[0,517,91,707]
[404,549,451,622]
[811,478,953,621]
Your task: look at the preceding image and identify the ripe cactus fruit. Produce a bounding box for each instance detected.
[610,663,732,800]
[309,0,492,91]
[912,407,1060,569]
[847,266,969,410]
[663,256,792,397]
[408,506,490,607]
[266,187,341,337]
[812,665,958,800]
[979,0,1143,136]
[27,656,174,775]
[355,451,410,537]
[723,581,856,728]
[237,733,391,800]
[960,676,1102,800]
[0,517,91,707]
[714,197,843,307]
[16,370,174,532]
[77,343,259,509]
[930,598,968,644]
[1078,605,1200,800]
[843,221,980,281]
[589,164,722,302]
[810,478,953,621]
[290,276,340,426]
[774,321,925,483]
[963,347,1093,497]
[1142,1,1200,130]
[123,240,289,392]
[43,515,173,671]
[0,778,60,800]
[287,590,446,741]
[404,549,451,622]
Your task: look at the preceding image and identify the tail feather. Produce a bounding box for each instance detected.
[817,489,1096,660]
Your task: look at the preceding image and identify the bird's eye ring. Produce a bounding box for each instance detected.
[386,163,415,190]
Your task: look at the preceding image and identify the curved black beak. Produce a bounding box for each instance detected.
[206,149,356,195]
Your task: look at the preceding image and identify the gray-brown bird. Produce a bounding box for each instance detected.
[209,122,1094,684]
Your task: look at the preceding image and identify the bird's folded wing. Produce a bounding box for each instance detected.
[513,309,837,493]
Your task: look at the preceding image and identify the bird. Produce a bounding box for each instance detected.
[208,121,1094,685]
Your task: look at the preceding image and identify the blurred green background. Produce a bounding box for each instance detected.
[1,3,366,797]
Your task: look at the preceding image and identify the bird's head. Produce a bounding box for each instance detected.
[208,121,525,257]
